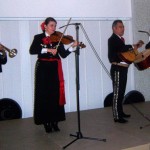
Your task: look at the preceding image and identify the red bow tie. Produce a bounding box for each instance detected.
[121,37,125,43]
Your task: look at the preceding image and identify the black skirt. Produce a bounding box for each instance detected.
[34,59,66,125]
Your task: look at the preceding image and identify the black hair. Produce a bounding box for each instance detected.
[112,20,123,28]
[44,17,57,25]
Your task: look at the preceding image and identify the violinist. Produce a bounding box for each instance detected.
[0,44,7,73]
[29,17,79,133]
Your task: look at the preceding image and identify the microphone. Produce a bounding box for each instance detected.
[59,23,81,29]
[138,30,146,33]
[138,30,150,36]
[138,30,150,41]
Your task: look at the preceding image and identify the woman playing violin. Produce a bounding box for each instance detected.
[29,17,79,133]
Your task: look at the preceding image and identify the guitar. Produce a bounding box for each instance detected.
[119,40,144,64]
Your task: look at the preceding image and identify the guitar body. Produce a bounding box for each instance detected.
[119,40,144,64]
[119,50,137,64]
[134,49,150,70]
[134,55,150,70]
[134,59,148,70]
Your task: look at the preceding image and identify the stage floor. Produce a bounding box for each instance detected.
[0,102,150,150]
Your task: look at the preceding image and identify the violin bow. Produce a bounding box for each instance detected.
[56,17,72,49]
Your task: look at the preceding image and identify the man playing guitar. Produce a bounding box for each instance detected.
[108,20,143,123]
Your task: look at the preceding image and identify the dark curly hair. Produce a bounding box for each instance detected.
[44,17,57,25]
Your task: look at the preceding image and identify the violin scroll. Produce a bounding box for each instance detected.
[79,42,86,49]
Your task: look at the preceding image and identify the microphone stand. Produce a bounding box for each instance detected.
[61,23,106,149]
[130,103,150,129]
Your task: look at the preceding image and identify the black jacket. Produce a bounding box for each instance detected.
[0,53,7,72]
[29,33,71,59]
[108,33,132,63]
[145,41,150,49]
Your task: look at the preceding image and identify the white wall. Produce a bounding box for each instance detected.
[0,0,131,18]
[0,0,133,118]
[132,0,150,101]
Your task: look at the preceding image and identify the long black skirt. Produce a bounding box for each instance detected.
[34,60,66,125]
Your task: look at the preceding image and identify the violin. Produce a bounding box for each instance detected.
[50,31,86,49]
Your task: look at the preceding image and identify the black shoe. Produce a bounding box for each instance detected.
[122,113,131,118]
[114,118,128,123]
[52,122,60,132]
[44,123,52,133]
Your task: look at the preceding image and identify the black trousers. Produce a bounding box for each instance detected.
[110,64,128,119]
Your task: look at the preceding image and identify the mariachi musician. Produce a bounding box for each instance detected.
[0,44,7,73]
[108,20,143,123]
[29,17,80,133]
[145,41,150,49]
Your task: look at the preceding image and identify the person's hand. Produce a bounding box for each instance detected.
[47,48,57,56]
[0,45,3,51]
[134,40,144,49]
[71,41,79,48]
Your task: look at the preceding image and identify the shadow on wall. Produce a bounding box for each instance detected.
[0,98,22,121]
[104,90,145,107]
